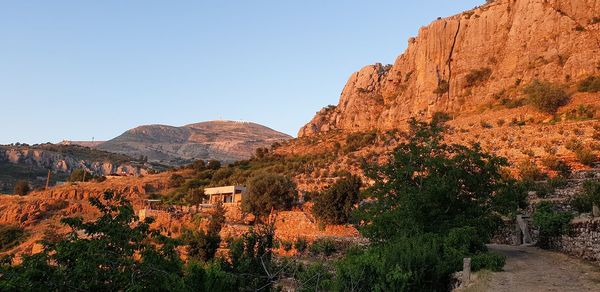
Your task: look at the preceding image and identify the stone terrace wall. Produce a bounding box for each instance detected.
[557,219,600,263]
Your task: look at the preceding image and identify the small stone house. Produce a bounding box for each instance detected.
[204,185,246,205]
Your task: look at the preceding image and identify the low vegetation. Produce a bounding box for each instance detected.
[434,80,450,95]
[532,202,573,249]
[312,175,361,225]
[465,68,492,87]
[523,80,569,114]
[578,76,600,93]
[0,225,25,252]
[13,180,30,196]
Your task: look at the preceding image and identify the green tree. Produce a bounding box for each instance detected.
[312,175,362,224]
[67,168,93,182]
[242,173,296,220]
[333,118,511,291]
[358,118,508,242]
[207,160,221,170]
[186,188,205,212]
[13,180,30,196]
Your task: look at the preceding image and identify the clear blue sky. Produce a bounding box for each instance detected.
[0,0,483,144]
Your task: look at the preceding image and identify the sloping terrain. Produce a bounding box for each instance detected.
[0,144,157,193]
[299,0,600,137]
[97,120,292,165]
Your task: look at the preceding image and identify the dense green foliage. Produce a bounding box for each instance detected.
[312,175,361,224]
[182,202,225,262]
[571,180,600,213]
[532,202,573,249]
[242,173,296,219]
[13,180,30,196]
[523,80,569,114]
[319,118,513,291]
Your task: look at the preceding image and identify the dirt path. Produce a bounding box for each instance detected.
[482,244,600,292]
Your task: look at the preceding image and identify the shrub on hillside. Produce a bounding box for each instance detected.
[294,237,308,253]
[344,131,377,153]
[68,169,94,182]
[575,147,596,166]
[566,105,596,120]
[242,173,296,219]
[518,160,546,182]
[13,180,30,196]
[532,202,573,249]
[578,76,600,93]
[523,80,570,114]
[471,252,505,272]
[0,225,25,252]
[312,175,362,225]
[465,68,492,87]
[309,239,337,257]
[433,80,450,95]
[542,155,571,177]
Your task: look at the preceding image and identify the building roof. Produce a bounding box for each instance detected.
[205,185,246,195]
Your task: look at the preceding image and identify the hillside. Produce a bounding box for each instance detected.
[0,144,161,193]
[97,120,292,165]
[300,0,600,136]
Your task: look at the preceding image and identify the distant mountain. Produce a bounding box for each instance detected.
[96,120,292,165]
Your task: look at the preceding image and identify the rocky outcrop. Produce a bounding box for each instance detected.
[0,147,145,176]
[299,0,600,137]
[98,120,292,165]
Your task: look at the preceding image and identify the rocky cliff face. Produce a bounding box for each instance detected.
[0,148,144,176]
[299,0,600,137]
[98,120,292,165]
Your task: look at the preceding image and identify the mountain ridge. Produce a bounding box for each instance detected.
[97,120,292,165]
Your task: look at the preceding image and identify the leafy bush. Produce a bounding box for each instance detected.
[296,263,333,292]
[434,80,450,95]
[523,80,570,114]
[312,175,361,224]
[335,235,453,292]
[583,180,600,206]
[13,180,30,196]
[566,105,596,120]
[68,169,95,182]
[281,240,293,251]
[471,252,505,272]
[575,147,596,166]
[548,176,568,189]
[309,239,337,257]
[518,160,546,182]
[578,76,600,93]
[294,237,308,253]
[532,202,573,249]
[500,98,527,109]
[465,68,492,87]
[168,173,185,188]
[242,173,296,219]
[542,155,571,177]
[0,225,25,252]
[570,193,593,213]
[344,131,377,153]
[480,120,493,129]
